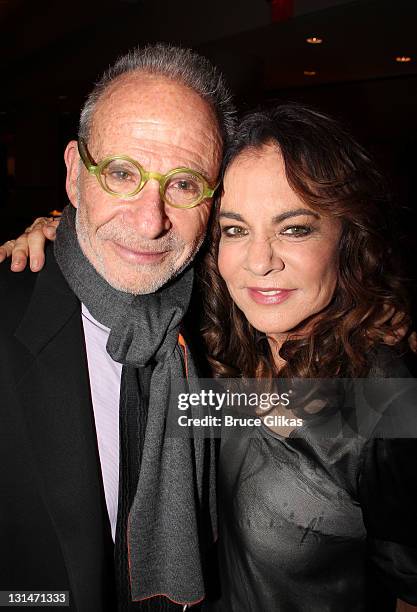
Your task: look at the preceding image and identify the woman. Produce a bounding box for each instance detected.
[199,104,417,611]
[2,104,416,610]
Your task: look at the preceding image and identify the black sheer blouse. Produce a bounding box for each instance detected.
[210,349,417,611]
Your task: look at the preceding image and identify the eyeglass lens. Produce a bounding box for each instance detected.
[101,159,141,194]
[101,159,205,205]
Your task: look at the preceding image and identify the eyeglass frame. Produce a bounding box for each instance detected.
[77,139,218,209]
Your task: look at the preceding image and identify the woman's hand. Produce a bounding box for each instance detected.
[0,217,60,272]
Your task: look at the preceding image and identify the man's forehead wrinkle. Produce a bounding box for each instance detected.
[90,97,222,180]
[93,74,222,133]
[91,121,222,159]
[96,104,221,141]
[96,72,216,121]
[117,142,219,178]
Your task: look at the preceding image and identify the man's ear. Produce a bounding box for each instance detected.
[64,140,80,208]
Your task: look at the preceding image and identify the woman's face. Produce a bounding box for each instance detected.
[218,144,342,341]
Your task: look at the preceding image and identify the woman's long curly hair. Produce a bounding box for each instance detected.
[199,103,411,378]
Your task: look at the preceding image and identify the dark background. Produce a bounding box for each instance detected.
[0,0,416,258]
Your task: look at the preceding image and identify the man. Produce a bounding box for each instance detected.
[0,43,235,611]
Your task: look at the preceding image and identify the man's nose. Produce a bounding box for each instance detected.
[244,237,285,276]
[122,180,171,239]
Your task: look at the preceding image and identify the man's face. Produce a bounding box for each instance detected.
[65,74,223,294]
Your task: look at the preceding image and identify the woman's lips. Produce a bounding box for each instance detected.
[110,241,169,264]
[246,287,296,305]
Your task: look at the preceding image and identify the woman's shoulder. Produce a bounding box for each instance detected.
[367,344,416,378]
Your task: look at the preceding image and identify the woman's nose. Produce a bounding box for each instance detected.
[244,237,285,276]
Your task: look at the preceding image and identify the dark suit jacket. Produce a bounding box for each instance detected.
[0,248,116,611]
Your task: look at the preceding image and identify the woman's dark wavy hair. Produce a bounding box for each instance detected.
[199,103,411,378]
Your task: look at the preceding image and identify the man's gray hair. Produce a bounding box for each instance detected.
[78,42,236,145]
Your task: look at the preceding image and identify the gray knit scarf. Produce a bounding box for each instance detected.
[54,205,216,606]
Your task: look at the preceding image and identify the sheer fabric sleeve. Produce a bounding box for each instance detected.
[358,438,417,605]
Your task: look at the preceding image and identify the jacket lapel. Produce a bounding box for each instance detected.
[14,249,115,611]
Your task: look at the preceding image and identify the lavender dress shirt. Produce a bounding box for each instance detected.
[81,304,121,541]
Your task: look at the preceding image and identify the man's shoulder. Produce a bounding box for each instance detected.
[0,246,64,333]
[0,258,39,326]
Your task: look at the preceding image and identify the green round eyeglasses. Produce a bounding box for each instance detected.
[78,139,218,209]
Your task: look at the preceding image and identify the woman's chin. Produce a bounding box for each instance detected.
[243,314,299,337]
[247,320,294,339]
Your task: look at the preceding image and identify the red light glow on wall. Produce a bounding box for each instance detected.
[270,0,294,22]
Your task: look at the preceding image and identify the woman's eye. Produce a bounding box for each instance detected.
[280,225,313,237]
[221,225,248,237]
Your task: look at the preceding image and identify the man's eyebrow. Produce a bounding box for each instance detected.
[178,163,209,178]
[219,208,320,223]
[101,152,211,180]
[166,158,213,181]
